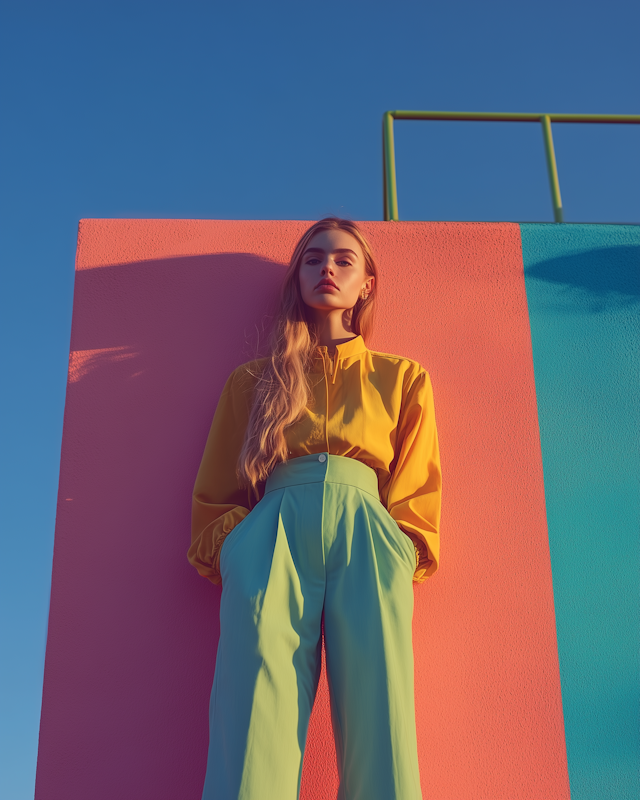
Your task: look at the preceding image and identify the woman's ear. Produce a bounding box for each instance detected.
[363,276,375,295]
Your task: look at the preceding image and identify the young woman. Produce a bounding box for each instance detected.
[189,218,441,800]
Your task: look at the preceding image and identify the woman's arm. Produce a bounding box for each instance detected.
[188,366,255,584]
[385,369,442,583]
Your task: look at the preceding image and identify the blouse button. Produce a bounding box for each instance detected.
[318,454,327,463]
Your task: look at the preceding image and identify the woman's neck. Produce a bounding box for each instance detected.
[310,310,357,352]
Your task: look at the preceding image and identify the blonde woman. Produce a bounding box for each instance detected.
[189,218,441,800]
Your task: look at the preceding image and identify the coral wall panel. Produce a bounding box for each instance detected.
[35,220,569,800]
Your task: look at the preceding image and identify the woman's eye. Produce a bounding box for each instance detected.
[306,258,320,265]
[336,260,351,267]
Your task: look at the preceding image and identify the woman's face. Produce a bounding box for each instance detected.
[298,229,374,315]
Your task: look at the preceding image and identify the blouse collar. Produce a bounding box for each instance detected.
[314,334,367,359]
[313,335,368,383]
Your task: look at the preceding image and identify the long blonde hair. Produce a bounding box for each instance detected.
[237,218,379,492]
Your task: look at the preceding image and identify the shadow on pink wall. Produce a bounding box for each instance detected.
[36,220,570,800]
[39,253,288,797]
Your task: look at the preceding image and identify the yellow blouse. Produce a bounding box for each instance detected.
[189,335,441,585]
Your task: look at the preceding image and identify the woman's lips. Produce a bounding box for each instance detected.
[316,282,338,291]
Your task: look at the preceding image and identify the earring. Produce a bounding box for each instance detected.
[361,289,368,301]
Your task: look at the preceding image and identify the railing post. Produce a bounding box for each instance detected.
[541,114,564,223]
[382,117,388,222]
[383,112,399,221]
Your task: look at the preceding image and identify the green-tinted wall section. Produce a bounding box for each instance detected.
[521,224,639,800]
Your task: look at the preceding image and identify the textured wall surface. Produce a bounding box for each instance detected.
[522,224,640,800]
[35,220,569,799]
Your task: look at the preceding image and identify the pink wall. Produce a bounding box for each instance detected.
[36,220,570,799]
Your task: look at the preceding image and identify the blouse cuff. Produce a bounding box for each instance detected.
[188,506,250,585]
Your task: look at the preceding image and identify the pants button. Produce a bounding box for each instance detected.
[318,454,327,463]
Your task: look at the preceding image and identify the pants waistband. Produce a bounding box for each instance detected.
[265,453,379,498]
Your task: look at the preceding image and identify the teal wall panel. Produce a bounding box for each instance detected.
[521,224,639,800]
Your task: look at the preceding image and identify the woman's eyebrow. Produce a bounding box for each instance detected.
[303,247,358,256]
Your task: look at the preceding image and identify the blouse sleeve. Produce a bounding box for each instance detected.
[187,366,255,585]
[385,369,442,583]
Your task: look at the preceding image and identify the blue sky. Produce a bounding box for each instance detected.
[0,0,638,797]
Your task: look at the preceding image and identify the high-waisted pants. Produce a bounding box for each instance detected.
[201,453,422,800]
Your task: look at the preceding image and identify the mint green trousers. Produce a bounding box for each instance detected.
[202,453,421,800]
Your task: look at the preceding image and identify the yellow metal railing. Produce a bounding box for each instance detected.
[382,111,640,222]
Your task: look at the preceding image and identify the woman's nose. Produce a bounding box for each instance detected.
[321,260,335,274]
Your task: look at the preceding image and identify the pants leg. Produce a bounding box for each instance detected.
[202,484,326,800]
[323,484,422,800]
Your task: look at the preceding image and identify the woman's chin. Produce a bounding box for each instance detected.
[304,299,352,314]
